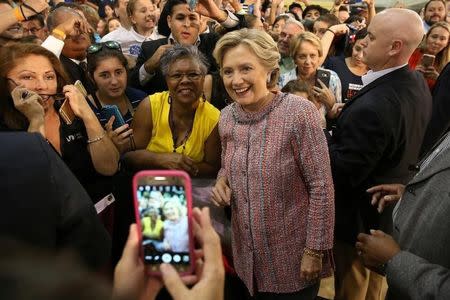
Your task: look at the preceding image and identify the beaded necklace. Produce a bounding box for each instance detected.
[169,104,196,153]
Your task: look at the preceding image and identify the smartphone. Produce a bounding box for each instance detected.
[100,105,126,130]
[187,0,198,10]
[133,170,194,276]
[74,80,88,97]
[315,69,331,88]
[420,54,435,68]
[59,99,75,125]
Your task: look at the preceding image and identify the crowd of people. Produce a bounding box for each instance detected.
[0,0,450,299]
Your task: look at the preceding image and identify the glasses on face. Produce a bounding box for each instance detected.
[87,41,122,54]
[167,72,203,82]
[6,78,65,101]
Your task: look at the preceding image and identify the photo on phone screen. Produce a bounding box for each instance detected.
[133,171,193,275]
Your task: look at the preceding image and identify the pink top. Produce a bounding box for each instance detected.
[218,92,335,295]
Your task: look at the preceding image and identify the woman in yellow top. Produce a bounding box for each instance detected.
[124,45,221,177]
[141,205,164,240]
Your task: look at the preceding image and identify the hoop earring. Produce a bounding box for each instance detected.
[168,95,172,104]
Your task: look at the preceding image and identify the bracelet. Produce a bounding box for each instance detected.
[326,28,336,35]
[304,248,324,259]
[13,6,25,22]
[87,131,106,145]
[52,29,67,41]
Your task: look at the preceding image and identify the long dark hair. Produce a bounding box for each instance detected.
[0,44,68,130]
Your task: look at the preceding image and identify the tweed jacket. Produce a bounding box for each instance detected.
[385,132,450,299]
[218,93,335,295]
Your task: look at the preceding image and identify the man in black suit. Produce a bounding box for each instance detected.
[129,0,246,95]
[329,9,432,300]
[0,132,110,270]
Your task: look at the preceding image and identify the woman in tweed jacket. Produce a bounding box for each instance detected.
[211,29,335,299]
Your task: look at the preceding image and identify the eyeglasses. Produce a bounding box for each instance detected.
[87,41,122,54]
[6,78,65,101]
[167,72,203,82]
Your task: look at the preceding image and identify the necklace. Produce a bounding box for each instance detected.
[169,103,196,153]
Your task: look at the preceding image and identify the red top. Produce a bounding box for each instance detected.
[408,48,437,90]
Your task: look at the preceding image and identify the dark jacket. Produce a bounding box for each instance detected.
[0,132,111,269]
[329,66,432,244]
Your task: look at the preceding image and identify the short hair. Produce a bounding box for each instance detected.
[289,2,302,11]
[281,79,313,99]
[157,0,188,37]
[25,14,46,27]
[423,0,446,11]
[273,14,290,29]
[290,31,323,58]
[47,7,82,31]
[302,5,328,19]
[316,13,340,27]
[160,44,209,76]
[344,28,368,57]
[213,29,280,88]
[80,4,100,29]
[244,14,260,29]
[284,18,305,32]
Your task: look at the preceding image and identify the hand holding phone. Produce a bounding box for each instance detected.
[101,105,126,130]
[59,99,76,125]
[420,54,435,68]
[315,69,331,88]
[133,171,194,276]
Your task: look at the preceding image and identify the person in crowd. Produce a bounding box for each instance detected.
[124,45,220,178]
[244,14,264,30]
[329,9,432,300]
[211,28,334,299]
[0,0,48,37]
[113,0,132,30]
[277,19,304,80]
[422,0,447,32]
[324,28,368,103]
[43,7,97,95]
[270,14,290,40]
[0,1,25,46]
[86,41,147,153]
[104,3,116,20]
[409,21,450,89]
[421,62,450,155]
[96,18,107,37]
[129,0,247,95]
[114,207,225,300]
[22,14,48,42]
[279,32,342,123]
[160,200,188,252]
[345,14,367,30]
[302,4,328,21]
[356,129,450,299]
[0,132,111,270]
[142,204,164,240]
[312,13,340,39]
[101,0,163,68]
[281,79,314,99]
[288,2,305,20]
[0,43,119,201]
[107,17,121,33]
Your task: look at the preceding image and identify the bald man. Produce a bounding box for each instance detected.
[329,9,432,300]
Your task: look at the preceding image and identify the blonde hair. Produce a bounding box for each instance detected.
[213,29,281,88]
[420,21,450,72]
[290,32,323,58]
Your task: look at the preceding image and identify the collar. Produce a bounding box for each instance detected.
[361,64,407,87]
[168,33,201,47]
[69,58,88,65]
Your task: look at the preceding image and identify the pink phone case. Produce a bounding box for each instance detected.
[132,170,194,276]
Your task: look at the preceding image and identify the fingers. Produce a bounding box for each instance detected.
[160,263,188,299]
[120,224,140,265]
[105,116,115,132]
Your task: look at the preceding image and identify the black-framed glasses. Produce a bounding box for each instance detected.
[167,72,203,82]
[87,41,122,54]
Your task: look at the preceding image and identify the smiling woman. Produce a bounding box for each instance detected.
[123,45,221,178]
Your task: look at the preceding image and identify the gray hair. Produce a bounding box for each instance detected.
[284,19,305,32]
[160,45,210,77]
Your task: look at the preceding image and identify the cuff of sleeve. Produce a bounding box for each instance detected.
[220,10,239,28]
[139,64,155,85]
[41,35,65,58]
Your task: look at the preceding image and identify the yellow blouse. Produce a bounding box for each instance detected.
[146,91,220,163]
[142,216,164,240]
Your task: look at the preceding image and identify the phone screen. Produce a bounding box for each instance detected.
[135,175,191,273]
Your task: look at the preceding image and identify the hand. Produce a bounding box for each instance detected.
[113,224,164,300]
[362,0,374,7]
[313,80,336,111]
[211,176,231,207]
[161,207,225,300]
[327,102,345,119]
[54,15,93,37]
[144,44,172,74]
[105,117,134,153]
[423,66,439,80]
[159,152,199,176]
[356,230,400,272]
[62,85,96,121]
[327,24,349,36]
[271,0,283,8]
[21,0,49,18]
[300,250,322,282]
[367,184,405,213]
[11,87,45,123]
[196,0,227,22]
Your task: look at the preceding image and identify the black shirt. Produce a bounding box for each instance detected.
[324,56,363,103]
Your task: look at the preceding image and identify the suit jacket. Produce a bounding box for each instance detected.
[420,62,450,156]
[385,134,450,300]
[129,15,246,95]
[0,132,110,269]
[330,66,432,243]
[60,55,96,96]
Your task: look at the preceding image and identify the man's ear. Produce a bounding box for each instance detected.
[389,40,403,56]
[167,15,172,29]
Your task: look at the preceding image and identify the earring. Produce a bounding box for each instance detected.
[168,95,172,104]
[202,92,207,102]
